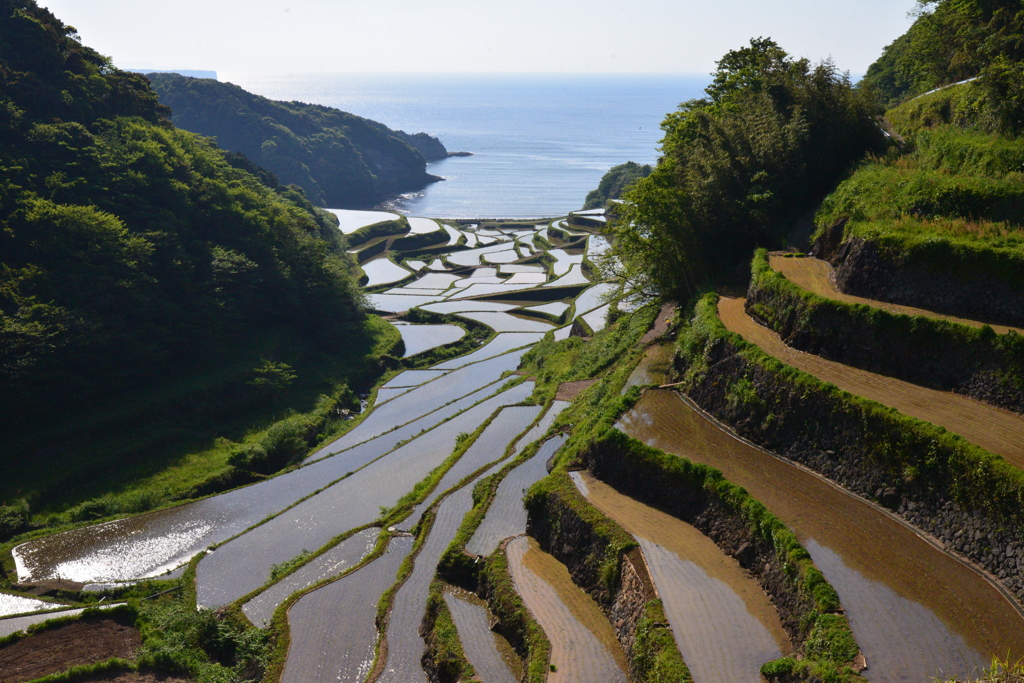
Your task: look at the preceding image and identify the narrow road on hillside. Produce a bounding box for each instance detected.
[769,254,1024,335]
[718,297,1024,470]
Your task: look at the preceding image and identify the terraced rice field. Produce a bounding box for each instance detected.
[407,217,441,234]
[467,435,568,556]
[572,472,789,683]
[18,213,1016,683]
[242,528,381,627]
[196,382,535,609]
[379,487,479,683]
[770,253,1024,335]
[403,406,543,527]
[325,209,399,234]
[0,593,64,618]
[282,535,413,683]
[390,321,465,357]
[443,589,520,683]
[718,297,1024,469]
[363,258,413,287]
[506,536,628,683]
[618,389,1024,682]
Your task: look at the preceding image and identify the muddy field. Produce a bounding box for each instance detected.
[718,296,1024,469]
[0,618,140,683]
[619,389,1024,681]
[770,254,1024,336]
[573,471,788,683]
[506,536,628,683]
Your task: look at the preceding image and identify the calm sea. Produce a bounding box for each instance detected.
[220,73,709,218]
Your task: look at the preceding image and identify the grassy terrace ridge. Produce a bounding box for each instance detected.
[812,84,1024,291]
[680,293,1024,596]
[685,292,1024,522]
[746,249,1024,415]
[522,468,694,683]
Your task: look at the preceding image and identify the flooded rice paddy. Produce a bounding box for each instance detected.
[282,535,413,683]
[389,321,465,357]
[196,382,534,609]
[580,303,610,332]
[572,471,789,683]
[0,593,63,618]
[379,486,478,683]
[621,343,673,393]
[405,405,543,527]
[407,217,441,234]
[467,435,568,557]
[571,282,616,318]
[443,588,521,683]
[618,388,1023,681]
[506,536,628,683]
[242,528,380,627]
[380,369,449,389]
[363,258,413,287]
[325,209,399,234]
[455,311,554,333]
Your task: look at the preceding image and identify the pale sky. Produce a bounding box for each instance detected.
[42,0,916,76]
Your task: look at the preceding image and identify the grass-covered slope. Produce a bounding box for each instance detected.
[148,73,440,208]
[811,84,1024,325]
[0,0,392,527]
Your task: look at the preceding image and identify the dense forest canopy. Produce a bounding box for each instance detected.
[148,73,442,207]
[583,161,652,210]
[608,38,883,301]
[863,0,1024,131]
[0,0,368,434]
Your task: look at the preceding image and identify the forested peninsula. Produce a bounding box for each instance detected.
[148,73,449,207]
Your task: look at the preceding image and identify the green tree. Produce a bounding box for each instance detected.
[609,39,882,300]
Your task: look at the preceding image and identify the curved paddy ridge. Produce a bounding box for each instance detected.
[617,389,1022,681]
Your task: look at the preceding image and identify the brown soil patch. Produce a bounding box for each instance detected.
[10,579,85,596]
[506,537,627,683]
[769,253,1024,335]
[0,618,141,683]
[555,379,597,401]
[718,296,1024,470]
[78,673,190,683]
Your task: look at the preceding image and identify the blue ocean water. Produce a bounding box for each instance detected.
[221,73,709,218]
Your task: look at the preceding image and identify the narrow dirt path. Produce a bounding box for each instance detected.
[769,254,1024,335]
[572,472,788,683]
[618,389,1024,682]
[505,536,628,683]
[718,296,1024,470]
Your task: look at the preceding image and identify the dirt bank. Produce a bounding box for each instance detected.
[0,617,140,683]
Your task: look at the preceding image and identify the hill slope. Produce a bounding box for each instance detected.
[148,73,445,207]
[0,0,392,515]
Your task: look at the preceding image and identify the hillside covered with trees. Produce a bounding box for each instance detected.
[607,38,884,299]
[148,73,447,207]
[0,0,391,518]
